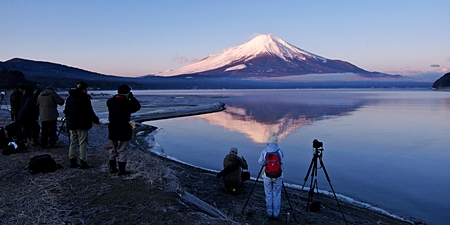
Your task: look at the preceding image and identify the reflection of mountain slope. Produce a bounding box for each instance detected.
[197,98,367,143]
[198,107,310,143]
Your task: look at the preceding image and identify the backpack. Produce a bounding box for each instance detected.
[29,154,60,174]
[265,150,282,178]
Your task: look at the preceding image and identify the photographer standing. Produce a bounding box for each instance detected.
[64,82,100,169]
[258,132,285,220]
[107,85,141,175]
[37,87,64,148]
[10,85,25,121]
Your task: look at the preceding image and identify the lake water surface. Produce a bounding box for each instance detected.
[139,89,450,225]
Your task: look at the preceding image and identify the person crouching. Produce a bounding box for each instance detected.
[222,147,248,195]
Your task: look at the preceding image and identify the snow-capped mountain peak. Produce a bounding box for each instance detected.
[159,34,328,76]
[232,34,326,62]
[158,34,373,77]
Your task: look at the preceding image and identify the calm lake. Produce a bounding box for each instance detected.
[135,89,450,225]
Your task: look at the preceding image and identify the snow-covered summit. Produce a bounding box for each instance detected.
[158,34,373,77]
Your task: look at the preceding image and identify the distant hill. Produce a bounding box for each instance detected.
[0,58,149,90]
[432,72,450,89]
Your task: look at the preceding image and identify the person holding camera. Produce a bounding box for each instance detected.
[37,86,64,148]
[106,85,141,175]
[258,132,285,220]
[64,82,100,169]
[222,147,248,195]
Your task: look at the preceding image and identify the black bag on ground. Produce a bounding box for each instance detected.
[29,154,61,174]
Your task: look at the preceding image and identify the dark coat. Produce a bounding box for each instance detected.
[20,91,33,108]
[223,153,248,187]
[107,94,141,141]
[64,89,99,130]
[18,92,40,122]
[10,89,23,115]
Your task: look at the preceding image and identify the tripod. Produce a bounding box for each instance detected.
[241,165,297,222]
[298,139,347,224]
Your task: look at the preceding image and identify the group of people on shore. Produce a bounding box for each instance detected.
[220,131,285,220]
[8,82,141,175]
[10,83,284,218]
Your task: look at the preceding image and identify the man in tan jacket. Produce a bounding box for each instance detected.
[37,87,64,148]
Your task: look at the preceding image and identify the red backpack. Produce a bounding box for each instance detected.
[265,150,282,178]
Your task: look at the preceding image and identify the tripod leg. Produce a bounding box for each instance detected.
[293,154,317,213]
[282,181,297,222]
[241,165,264,214]
[306,157,319,211]
[57,118,66,140]
[318,157,348,225]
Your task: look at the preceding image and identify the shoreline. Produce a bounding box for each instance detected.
[0,105,425,224]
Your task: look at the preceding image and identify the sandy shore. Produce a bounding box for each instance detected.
[0,102,425,224]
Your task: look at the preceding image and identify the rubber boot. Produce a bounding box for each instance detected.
[80,160,92,169]
[69,158,80,168]
[109,160,118,174]
[118,162,131,176]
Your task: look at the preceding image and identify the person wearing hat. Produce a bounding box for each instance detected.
[222,147,248,195]
[258,131,285,220]
[64,81,100,169]
[106,84,141,175]
[37,86,65,148]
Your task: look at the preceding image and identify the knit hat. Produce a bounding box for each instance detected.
[267,132,278,143]
[229,147,238,154]
[76,81,88,90]
[118,85,131,94]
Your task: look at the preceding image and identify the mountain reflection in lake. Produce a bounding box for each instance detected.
[144,89,450,225]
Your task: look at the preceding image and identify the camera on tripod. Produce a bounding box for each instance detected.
[312,139,323,149]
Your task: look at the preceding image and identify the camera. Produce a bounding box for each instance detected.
[313,139,323,149]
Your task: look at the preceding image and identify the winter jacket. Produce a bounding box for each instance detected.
[18,92,40,122]
[10,89,23,115]
[37,88,65,122]
[258,143,284,179]
[107,94,141,141]
[64,89,99,130]
[223,153,248,187]
[258,142,285,218]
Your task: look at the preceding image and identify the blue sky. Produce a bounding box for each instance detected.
[1,1,449,78]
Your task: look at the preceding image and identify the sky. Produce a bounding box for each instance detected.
[1,1,449,79]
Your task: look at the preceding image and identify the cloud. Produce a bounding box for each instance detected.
[430,64,440,68]
[446,58,450,62]
[173,56,197,64]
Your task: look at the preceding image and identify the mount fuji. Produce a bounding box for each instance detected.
[158,34,397,78]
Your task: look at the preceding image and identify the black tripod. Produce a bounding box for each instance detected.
[298,139,347,224]
[241,165,297,222]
